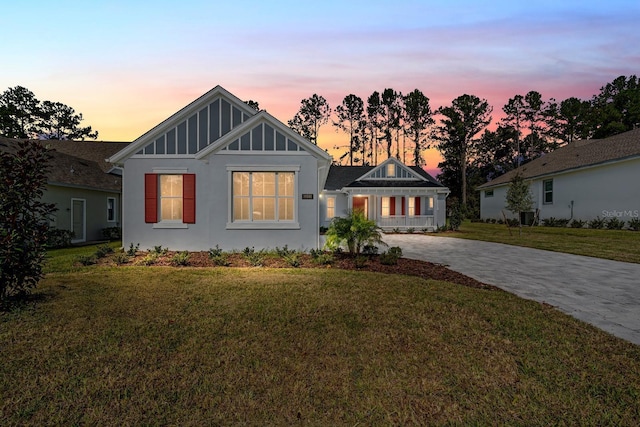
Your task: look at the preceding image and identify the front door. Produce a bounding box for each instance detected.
[353,196,368,218]
[71,198,86,243]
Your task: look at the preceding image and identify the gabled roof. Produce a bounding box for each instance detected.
[108,85,258,164]
[0,137,123,192]
[324,159,446,191]
[194,110,331,163]
[478,128,640,189]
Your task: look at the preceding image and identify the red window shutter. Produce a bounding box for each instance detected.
[183,174,196,224]
[390,197,396,216]
[415,197,421,215]
[144,174,158,223]
[401,197,406,216]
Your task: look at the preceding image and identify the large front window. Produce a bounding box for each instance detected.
[381,197,390,217]
[233,172,294,221]
[160,175,183,221]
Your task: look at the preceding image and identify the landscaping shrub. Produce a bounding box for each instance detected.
[95,243,114,258]
[101,226,121,240]
[313,253,334,265]
[242,247,265,266]
[126,243,140,256]
[448,203,464,231]
[46,228,73,248]
[309,248,324,259]
[171,251,190,266]
[354,255,368,268]
[379,247,402,265]
[605,217,625,230]
[113,252,129,266]
[406,227,415,234]
[570,219,586,228]
[362,244,378,256]
[325,210,385,255]
[151,245,168,255]
[628,218,640,231]
[140,252,159,266]
[588,217,606,229]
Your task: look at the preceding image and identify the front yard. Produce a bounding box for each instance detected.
[440,221,640,263]
[1,244,639,425]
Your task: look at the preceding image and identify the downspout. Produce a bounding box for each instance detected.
[569,200,574,221]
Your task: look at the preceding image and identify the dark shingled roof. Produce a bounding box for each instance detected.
[0,137,128,192]
[324,165,445,191]
[478,128,640,189]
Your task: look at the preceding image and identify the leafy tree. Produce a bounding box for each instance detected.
[590,75,640,138]
[333,94,365,165]
[434,94,492,208]
[324,210,385,255]
[505,172,533,236]
[380,88,402,160]
[545,97,592,144]
[0,86,99,140]
[39,101,98,140]
[366,91,383,165]
[0,86,41,138]
[244,100,260,111]
[1,140,57,302]
[288,94,331,144]
[403,89,434,166]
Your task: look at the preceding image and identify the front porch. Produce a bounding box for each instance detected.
[348,191,445,232]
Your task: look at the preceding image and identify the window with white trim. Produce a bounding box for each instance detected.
[543,179,553,204]
[408,197,415,216]
[381,197,390,217]
[326,196,335,219]
[107,197,116,222]
[232,172,295,222]
[160,175,183,221]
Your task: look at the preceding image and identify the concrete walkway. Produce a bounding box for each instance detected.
[382,234,640,346]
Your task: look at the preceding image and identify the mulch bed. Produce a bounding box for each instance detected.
[117,251,499,291]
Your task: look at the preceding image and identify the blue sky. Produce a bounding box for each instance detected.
[3,0,639,171]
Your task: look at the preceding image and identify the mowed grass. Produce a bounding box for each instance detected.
[2,254,639,424]
[441,221,640,263]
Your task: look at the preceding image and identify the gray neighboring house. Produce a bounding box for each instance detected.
[478,128,640,224]
[320,158,450,231]
[108,86,332,251]
[0,137,129,243]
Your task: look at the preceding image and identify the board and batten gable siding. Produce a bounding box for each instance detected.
[480,157,640,221]
[136,98,254,156]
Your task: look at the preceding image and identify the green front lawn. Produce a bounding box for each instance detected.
[440,221,640,263]
[1,245,639,425]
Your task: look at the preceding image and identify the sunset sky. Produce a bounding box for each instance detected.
[3,0,639,175]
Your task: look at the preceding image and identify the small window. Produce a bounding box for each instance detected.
[326,196,335,219]
[543,179,553,204]
[386,163,395,177]
[485,190,494,198]
[107,197,116,222]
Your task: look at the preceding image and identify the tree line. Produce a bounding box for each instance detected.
[287,75,640,213]
[0,86,98,140]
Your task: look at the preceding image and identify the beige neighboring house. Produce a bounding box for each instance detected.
[478,128,640,224]
[0,137,129,243]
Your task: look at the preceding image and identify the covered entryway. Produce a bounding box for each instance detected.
[71,198,86,243]
[352,196,369,218]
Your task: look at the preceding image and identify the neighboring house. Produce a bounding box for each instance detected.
[108,86,332,251]
[320,158,450,231]
[478,128,640,223]
[0,137,129,243]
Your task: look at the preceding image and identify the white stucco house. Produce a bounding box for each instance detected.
[320,158,449,231]
[108,86,332,251]
[478,128,640,224]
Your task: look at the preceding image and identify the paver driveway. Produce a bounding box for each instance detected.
[383,233,640,346]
